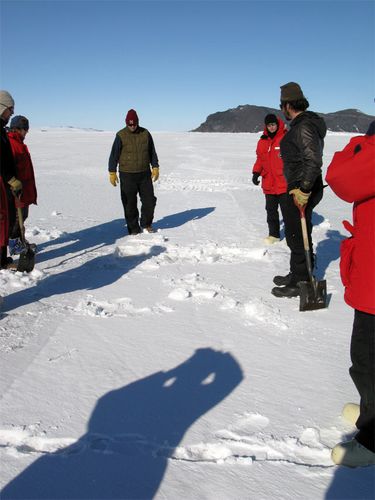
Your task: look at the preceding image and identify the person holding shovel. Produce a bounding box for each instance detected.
[272,82,326,298]
[326,122,375,467]
[7,115,37,256]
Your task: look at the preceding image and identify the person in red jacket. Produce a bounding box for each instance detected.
[252,114,287,244]
[7,115,37,255]
[326,121,375,467]
[0,90,23,270]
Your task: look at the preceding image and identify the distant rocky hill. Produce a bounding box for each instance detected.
[192,105,374,133]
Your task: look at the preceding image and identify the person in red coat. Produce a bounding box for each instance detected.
[7,115,37,255]
[326,121,375,467]
[252,114,287,244]
[0,90,23,269]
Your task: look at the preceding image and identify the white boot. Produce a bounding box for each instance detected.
[331,439,375,467]
[342,403,360,425]
[263,236,280,245]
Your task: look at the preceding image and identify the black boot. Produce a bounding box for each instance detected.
[273,273,292,286]
[271,284,300,298]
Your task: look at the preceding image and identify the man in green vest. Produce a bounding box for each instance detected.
[108,109,159,235]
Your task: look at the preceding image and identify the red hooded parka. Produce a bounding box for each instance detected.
[252,117,288,195]
[8,131,37,208]
[325,131,375,315]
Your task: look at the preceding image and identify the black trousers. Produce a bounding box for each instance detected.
[350,309,375,452]
[265,193,287,238]
[282,188,323,284]
[119,171,156,234]
[0,186,17,267]
[9,206,29,239]
[6,186,16,240]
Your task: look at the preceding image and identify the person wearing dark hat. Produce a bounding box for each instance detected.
[252,113,288,244]
[7,115,37,255]
[108,109,160,235]
[272,82,326,298]
[0,90,23,269]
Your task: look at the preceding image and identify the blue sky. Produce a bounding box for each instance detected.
[1,0,374,131]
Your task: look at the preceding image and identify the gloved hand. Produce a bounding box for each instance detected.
[109,172,119,187]
[252,173,260,186]
[8,177,22,195]
[289,188,311,207]
[151,167,159,182]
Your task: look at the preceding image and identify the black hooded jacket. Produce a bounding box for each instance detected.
[280,111,327,193]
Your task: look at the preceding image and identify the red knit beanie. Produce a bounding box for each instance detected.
[126,109,139,126]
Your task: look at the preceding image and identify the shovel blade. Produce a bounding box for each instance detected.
[17,247,35,273]
[299,279,327,312]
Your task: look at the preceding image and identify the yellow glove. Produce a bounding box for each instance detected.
[151,167,159,182]
[8,177,22,194]
[289,188,311,207]
[109,172,119,187]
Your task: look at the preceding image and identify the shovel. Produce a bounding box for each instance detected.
[16,207,35,273]
[298,205,327,311]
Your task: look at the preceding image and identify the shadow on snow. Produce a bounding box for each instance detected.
[325,430,375,499]
[154,207,215,230]
[2,245,166,314]
[35,218,127,264]
[1,348,243,499]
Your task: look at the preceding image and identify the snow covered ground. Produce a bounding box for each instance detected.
[0,128,374,499]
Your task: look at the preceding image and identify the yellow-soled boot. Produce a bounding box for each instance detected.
[342,403,360,426]
[331,439,375,467]
[263,236,280,245]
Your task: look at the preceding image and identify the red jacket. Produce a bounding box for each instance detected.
[252,118,288,195]
[8,131,37,208]
[325,131,375,315]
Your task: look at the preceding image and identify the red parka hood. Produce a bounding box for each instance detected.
[262,117,287,138]
[7,130,25,143]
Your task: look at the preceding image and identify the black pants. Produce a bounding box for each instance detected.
[265,193,287,238]
[282,188,323,284]
[6,186,16,240]
[350,309,375,452]
[0,186,17,267]
[119,171,156,234]
[9,207,29,239]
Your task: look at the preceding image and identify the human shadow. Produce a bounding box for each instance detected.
[1,348,243,499]
[315,229,346,280]
[2,245,166,314]
[35,218,126,264]
[155,207,215,230]
[325,432,375,499]
[312,212,325,226]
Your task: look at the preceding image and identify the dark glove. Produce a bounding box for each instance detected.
[252,173,260,186]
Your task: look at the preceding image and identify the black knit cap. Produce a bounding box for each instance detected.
[264,114,278,125]
[10,115,29,130]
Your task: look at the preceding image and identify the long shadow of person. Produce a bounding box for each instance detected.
[1,348,243,499]
[35,218,127,264]
[155,207,215,230]
[325,431,375,499]
[2,245,166,314]
[315,229,345,280]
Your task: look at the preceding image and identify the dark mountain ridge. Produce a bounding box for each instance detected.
[192,105,374,133]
